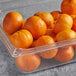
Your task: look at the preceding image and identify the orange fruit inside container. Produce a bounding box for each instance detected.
[15,54,41,71]
[61,0,76,15]
[9,29,33,48]
[54,14,73,34]
[54,46,74,62]
[51,11,62,21]
[56,29,76,42]
[22,16,47,39]
[3,12,23,34]
[34,12,54,29]
[36,35,58,59]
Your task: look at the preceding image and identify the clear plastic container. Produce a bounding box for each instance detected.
[0,0,76,74]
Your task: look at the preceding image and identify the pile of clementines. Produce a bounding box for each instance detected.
[2,0,76,71]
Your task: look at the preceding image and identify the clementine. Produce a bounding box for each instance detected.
[54,14,73,33]
[15,54,41,71]
[22,16,47,39]
[51,11,62,21]
[61,0,76,15]
[56,29,76,42]
[10,29,33,48]
[54,46,74,62]
[34,12,54,29]
[3,12,23,34]
[36,35,58,59]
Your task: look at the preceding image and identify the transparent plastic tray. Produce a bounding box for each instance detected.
[0,0,76,74]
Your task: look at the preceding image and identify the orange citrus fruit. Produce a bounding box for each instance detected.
[54,46,74,62]
[56,29,76,42]
[10,29,33,48]
[15,54,41,71]
[54,14,73,33]
[3,12,23,34]
[34,12,54,29]
[61,0,76,15]
[36,35,58,59]
[22,16,47,39]
[51,11,62,21]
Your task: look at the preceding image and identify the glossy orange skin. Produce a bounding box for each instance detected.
[51,11,62,21]
[3,12,23,34]
[56,30,76,42]
[36,35,58,59]
[15,54,41,71]
[10,30,33,48]
[71,15,76,31]
[22,16,47,39]
[61,0,76,15]
[34,12,54,29]
[54,14,73,34]
[54,46,74,62]
[46,29,56,40]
